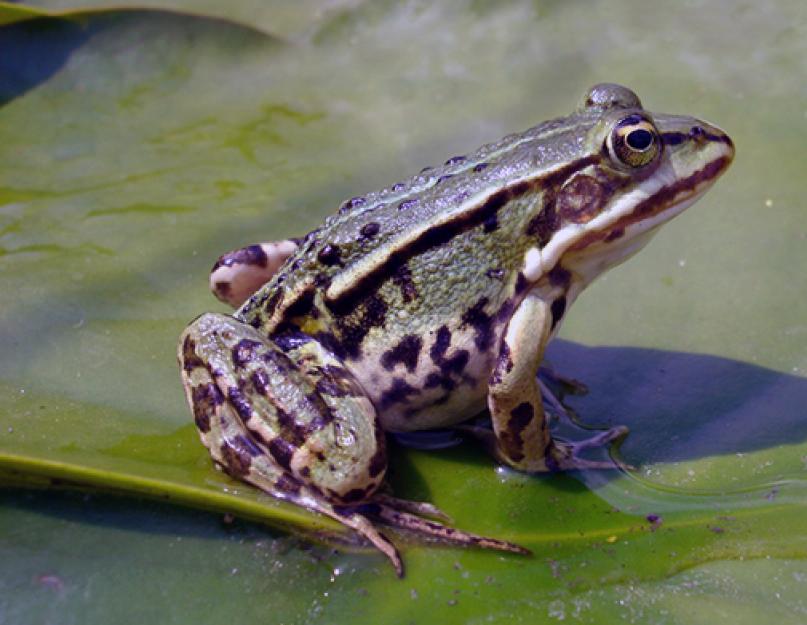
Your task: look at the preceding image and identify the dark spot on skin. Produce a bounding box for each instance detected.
[340,196,366,214]
[436,174,454,185]
[424,372,448,389]
[550,296,567,330]
[441,350,469,376]
[392,264,418,303]
[317,244,341,266]
[420,166,434,174]
[379,378,419,409]
[313,273,332,289]
[548,265,571,288]
[558,174,605,224]
[516,271,531,294]
[191,383,222,433]
[234,434,261,457]
[336,293,388,360]
[445,155,466,165]
[486,268,505,280]
[462,297,494,352]
[392,182,405,192]
[181,336,205,372]
[268,437,296,470]
[250,370,269,395]
[264,289,284,316]
[381,334,423,373]
[221,442,252,478]
[509,402,535,434]
[398,199,417,211]
[526,190,558,247]
[360,222,381,239]
[283,288,315,319]
[275,474,301,495]
[490,342,512,386]
[483,213,498,233]
[227,386,252,421]
[605,227,625,242]
[212,244,267,271]
[232,339,261,369]
[248,316,262,329]
[473,162,489,172]
[274,406,308,446]
[272,331,313,352]
[313,331,346,361]
[430,326,451,364]
[213,281,231,297]
[315,375,350,398]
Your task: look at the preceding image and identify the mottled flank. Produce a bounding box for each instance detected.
[336,293,388,359]
[190,383,222,433]
[392,265,418,303]
[379,378,419,409]
[430,326,452,364]
[381,334,423,373]
[251,369,269,395]
[461,297,494,352]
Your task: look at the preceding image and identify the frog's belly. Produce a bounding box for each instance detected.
[348,329,497,432]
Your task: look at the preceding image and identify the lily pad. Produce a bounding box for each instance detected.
[1,1,806,623]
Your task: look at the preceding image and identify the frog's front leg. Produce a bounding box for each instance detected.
[180,313,526,576]
[209,239,299,307]
[488,293,627,471]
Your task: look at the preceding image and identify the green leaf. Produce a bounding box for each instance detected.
[2,2,806,623]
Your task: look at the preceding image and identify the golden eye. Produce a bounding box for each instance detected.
[607,115,660,168]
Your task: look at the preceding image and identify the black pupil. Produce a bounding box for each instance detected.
[626,128,653,150]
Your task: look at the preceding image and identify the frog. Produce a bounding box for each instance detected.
[178,83,734,576]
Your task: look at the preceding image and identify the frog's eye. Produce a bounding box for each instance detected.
[607,115,660,168]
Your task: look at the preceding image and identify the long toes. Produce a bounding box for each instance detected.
[573,425,629,451]
[373,494,452,522]
[371,503,530,556]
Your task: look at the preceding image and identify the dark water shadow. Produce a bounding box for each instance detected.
[0,18,92,106]
[545,339,807,466]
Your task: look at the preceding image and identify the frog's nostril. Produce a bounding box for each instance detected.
[690,125,706,138]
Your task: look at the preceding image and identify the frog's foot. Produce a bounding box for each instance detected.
[547,425,631,471]
[209,239,299,307]
[362,499,530,557]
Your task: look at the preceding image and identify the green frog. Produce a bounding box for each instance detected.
[178,84,734,576]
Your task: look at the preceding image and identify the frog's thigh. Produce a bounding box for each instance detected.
[179,313,386,500]
[209,240,298,308]
[487,292,555,472]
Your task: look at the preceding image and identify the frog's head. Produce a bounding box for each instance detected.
[526,83,734,286]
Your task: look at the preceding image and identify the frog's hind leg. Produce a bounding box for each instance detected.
[209,239,299,308]
[179,313,406,573]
